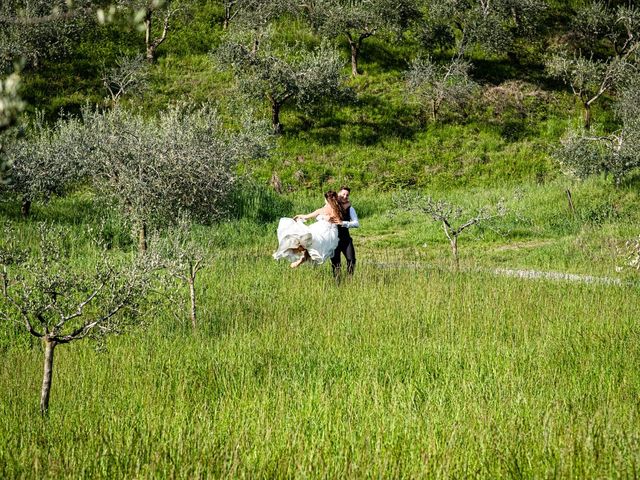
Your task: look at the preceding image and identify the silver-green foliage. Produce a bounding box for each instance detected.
[303,0,404,75]
[102,53,149,106]
[1,113,87,211]
[224,0,293,32]
[5,224,153,343]
[83,105,269,227]
[546,2,640,129]
[216,35,348,133]
[0,0,92,72]
[555,76,640,186]
[421,0,547,58]
[0,71,23,184]
[0,72,23,130]
[405,56,478,122]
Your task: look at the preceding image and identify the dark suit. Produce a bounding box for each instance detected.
[331,205,356,276]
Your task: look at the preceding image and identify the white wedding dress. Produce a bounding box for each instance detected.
[273,215,339,265]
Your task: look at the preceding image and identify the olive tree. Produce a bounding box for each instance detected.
[1,114,88,216]
[116,0,182,62]
[83,105,269,251]
[2,223,156,415]
[216,36,349,133]
[419,0,547,60]
[102,53,149,106]
[554,76,640,186]
[301,0,393,76]
[220,0,292,36]
[0,0,93,72]
[394,191,506,270]
[151,215,211,329]
[405,55,478,122]
[546,2,640,129]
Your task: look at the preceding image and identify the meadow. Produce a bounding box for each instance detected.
[3,1,640,476]
[1,181,639,478]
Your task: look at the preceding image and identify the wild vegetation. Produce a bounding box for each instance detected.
[1,0,639,477]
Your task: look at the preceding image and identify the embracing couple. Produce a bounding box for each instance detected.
[273,186,359,278]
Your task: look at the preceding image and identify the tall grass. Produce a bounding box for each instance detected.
[1,257,639,478]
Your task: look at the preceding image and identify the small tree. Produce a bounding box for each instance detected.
[302,0,388,76]
[152,216,210,329]
[420,0,547,60]
[221,0,291,37]
[216,36,348,133]
[116,0,181,62]
[1,113,87,216]
[554,76,640,186]
[405,55,478,122]
[0,0,92,71]
[3,223,155,415]
[394,192,506,270]
[546,2,640,129]
[102,53,149,106]
[83,105,269,251]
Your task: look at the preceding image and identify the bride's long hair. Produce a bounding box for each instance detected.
[324,190,343,221]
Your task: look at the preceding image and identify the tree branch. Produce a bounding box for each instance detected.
[53,283,104,331]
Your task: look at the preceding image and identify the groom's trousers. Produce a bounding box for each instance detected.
[331,234,356,277]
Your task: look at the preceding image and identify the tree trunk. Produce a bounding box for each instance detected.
[21,197,31,218]
[271,102,282,134]
[145,11,155,63]
[450,236,459,271]
[40,338,57,415]
[138,221,148,254]
[223,8,230,29]
[188,276,197,330]
[566,189,576,217]
[350,41,359,76]
[251,35,260,54]
[583,103,591,130]
[1,264,7,297]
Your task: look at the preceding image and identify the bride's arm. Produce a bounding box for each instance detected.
[294,207,325,221]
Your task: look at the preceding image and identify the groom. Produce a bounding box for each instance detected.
[331,186,359,278]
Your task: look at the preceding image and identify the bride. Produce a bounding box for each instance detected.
[273,190,342,268]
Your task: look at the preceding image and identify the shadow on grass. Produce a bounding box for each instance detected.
[0,193,98,225]
[227,181,294,223]
[285,94,425,146]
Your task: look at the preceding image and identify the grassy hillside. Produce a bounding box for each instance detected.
[16,2,618,192]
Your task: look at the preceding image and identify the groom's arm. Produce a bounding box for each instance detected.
[342,207,359,228]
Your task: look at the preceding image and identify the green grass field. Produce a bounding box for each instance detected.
[1,182,639,478]
[4,3,640,476]
[1,258,639,478]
